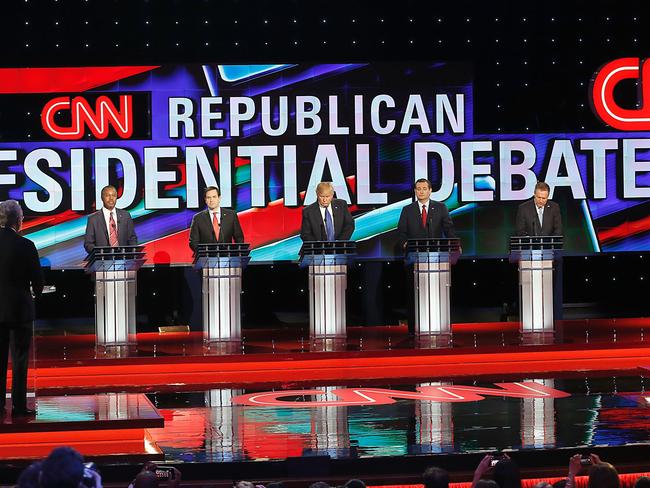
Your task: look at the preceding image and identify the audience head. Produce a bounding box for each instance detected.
[309,482,331,488]
[534,482,553,488]
[588,463,620,488]
[493,458,521,488]
[475,481,499,488]
[235,482,256,488]
[634,477,650,488]
[552,480,567,488]
[344,480,366,488]
[267,483,286,488]
[0,199,23,231]
[423,466,450,488]
[39,447,85,488]
[16,461,42,488]
[133,470,159,488]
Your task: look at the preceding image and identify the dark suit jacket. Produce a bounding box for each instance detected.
[397,200,457,249]
[84,208,138,254]
[515,199,562,236]
[0,227,44,324]
[300,199,355,242]
[189,208,244,252]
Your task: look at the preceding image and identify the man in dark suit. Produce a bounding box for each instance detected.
[515,181,563,236]
[397,178,458,334]
[300,181,355,241]
[84,185,138,254]
[0,200,43,416]
[397,178,457,249]
[189,186,244,252]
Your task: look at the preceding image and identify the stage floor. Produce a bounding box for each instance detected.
[5,321,650,484]
[143,373,650,463]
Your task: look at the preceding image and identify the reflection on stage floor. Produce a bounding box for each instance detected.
[145,374,650,463]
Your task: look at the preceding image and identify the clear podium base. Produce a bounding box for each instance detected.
[521,331,555,345]
[416,333,452,349]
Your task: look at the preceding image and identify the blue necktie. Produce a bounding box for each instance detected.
[324,208,335,241]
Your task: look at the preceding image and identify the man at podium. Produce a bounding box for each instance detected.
[84,185,138,253]
[189,186,244,252]
[0,200,43,416]
[515,181,562,236]
[397,178,457,249]
[300,181,355,242]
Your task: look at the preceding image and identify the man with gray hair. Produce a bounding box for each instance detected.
[300,181,355,242]
[0,200,43,416]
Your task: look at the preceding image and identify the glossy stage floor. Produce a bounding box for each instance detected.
[3,319,650,485]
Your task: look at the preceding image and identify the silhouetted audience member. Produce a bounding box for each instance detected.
[309,482,331,488]
[588,463,620,488]
[534,482,553,488]
[553,480,568,488]
[344,479,367,488]
[635,477,650,488]
[133,470,159,488]
[493,458,522,488]
[128,462,181,488]
[236,481,256,488]
[424,466,450,488]
[567,453,619,488]
[39,447,86,488]
[267,482,286,488]
[634,476,650,488]
[475,480,499,488]
[15,461,42,488]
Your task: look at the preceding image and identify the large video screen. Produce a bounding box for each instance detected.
[0,62,648,268]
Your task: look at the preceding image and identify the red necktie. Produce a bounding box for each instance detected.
[212,212,220,241]
[109,212,119,247]
[421,204,427,228]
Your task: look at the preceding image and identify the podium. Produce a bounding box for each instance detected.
[406,238,461,345]
[194,243,250,342]
[299,241,356,340]
[85,246,145,346]
[510,236,563,343]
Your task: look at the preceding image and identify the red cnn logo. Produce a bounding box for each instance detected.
[41,94,133,140]
[591,57,650,131]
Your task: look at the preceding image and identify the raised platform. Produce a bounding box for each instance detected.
[11,318,650,394]
[0,393,164,461]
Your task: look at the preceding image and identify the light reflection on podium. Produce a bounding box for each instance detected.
[205,388,244,461]
[414,381,454,453]
[310,386,350,457]
[520,378,556,448]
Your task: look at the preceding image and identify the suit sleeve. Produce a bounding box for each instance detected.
[189,214,200,252]
[515,204,527,236]
[339,205,355,241]
[300,208,316,242]
[441,204,457,238]
[232,212,244,243]
[83,215,97,254]
[397,207,409,250]
[552,204,563,236]
[28,240,44,298]
[126,212,138,245]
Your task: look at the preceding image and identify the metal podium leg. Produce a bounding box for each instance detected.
[94,270,137,346]
[413,260,452,347]
[203,266,242,342]
[308,263,347,339]
[519,258,555,344]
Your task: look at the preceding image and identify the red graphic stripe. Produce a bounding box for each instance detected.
[597,214,650,243]
[144,176,358,264]
[0,66,158,94]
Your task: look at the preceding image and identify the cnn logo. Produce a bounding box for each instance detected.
[591,57,650,131]
[41,94,133,140]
